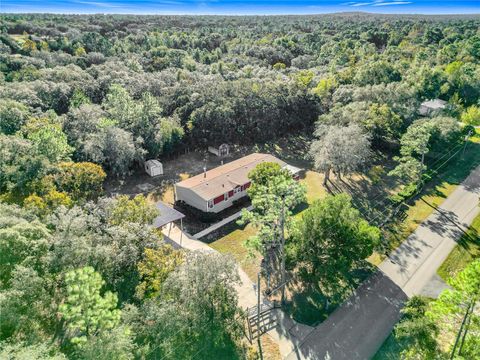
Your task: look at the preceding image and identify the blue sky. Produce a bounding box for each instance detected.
[1,0,479,15]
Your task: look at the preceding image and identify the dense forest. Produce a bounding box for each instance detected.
[1,13,480,359]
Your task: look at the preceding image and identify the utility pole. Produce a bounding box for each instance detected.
[450,299,474,359]
[458,300,475,356]
[280,194,286,306]
[257,272,263,360]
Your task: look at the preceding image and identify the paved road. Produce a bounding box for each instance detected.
[286,164,480,360]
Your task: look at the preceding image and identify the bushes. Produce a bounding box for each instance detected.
[389,182,419,206]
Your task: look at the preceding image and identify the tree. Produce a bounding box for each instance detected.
[364,103,403,143]
[136,246,184,299]
[49,161,106,201]
[390,117,461,182]
[103,84,140,130]
[0,135,50,199]
[22,39,37,54]
[312,77,338,99]
[69,89,91,109]
[22,117,73,163]
[428,260,480,358]
[388,156,425,185]
[240,162,305,301]
[47,201,162,300]
[0,266,55,343]
[131,252,243,359]
[353,60,401,86]
[103,85,183,157]
[0,203,51,284]
[59,267,122,347]
[390,120,431,182]
[108,194,159,226]
[393,296,439,359]
[0,342,66,360]
[290,194,380,296]
[461,105,480,126]
[310,124,372,185]
[0,99,30,135]
[82,126,145,178]
[64,104,105,148]
[76,325,135,360]
[24,189,73,217]
[241,161,306,253]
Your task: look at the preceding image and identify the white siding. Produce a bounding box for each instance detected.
[175,185,209,212]
[175,184,249,213]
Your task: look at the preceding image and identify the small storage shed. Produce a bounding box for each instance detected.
[145,160,163,177]
[208,143,230,157]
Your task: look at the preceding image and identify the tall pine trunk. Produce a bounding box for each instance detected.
[323,167,331,186]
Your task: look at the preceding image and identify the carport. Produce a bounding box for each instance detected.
[152,201,186,246]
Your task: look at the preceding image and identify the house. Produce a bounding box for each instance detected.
[174,153,301,213]
[208,143,230,157]
[144,160,163,177]
[419,99,447,117]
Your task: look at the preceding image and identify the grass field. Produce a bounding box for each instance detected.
[437,213,480,281]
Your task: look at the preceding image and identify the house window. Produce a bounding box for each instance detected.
[208,200,214,208]
[234,186,241,194]
[242,182,251,191]
[224,193,228,201]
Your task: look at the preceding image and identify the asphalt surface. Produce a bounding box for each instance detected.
[286,164,480,360]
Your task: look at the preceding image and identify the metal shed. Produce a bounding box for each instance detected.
[208,143,230,157]
[145,159,163,177]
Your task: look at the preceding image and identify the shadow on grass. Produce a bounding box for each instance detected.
[438,214,480,281]
[283,261,376,326]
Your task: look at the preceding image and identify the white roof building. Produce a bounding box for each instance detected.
[419,99,447,116]
[174,153,301,213]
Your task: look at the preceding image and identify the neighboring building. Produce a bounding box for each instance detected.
[208,143,230,157]
[144,159,163,177]
[419,99,447,117]
[174,153,301,213]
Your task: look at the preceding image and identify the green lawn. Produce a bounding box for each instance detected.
[302,170,327,204]
[438,213,480,281]
[209,224,259,281]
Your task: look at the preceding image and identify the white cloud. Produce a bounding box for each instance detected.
[350,2,373,6]
[72,0,129,7]
[372,1,412,5]
[346,0,412,6]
